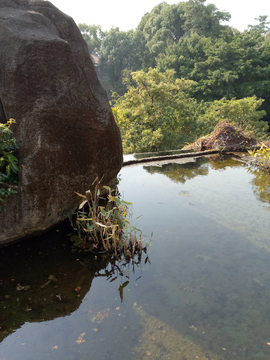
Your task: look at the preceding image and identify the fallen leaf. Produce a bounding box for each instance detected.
[75,287,81,292]
[76,333,85,344]
[116,307,120,310]
[93,328,98,332]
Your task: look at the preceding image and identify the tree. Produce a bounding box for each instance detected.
[137,2,186,60]
[136,0,230,68]
[248,15,270,36]
[183,0,231,38]
[196,97,268,138]
[157,27,270,122]
[99,28,136,96]
[78,24,104,54]
[112,68,198,153]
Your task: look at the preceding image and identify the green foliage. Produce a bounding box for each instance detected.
[0,119,19,209]
[70,180,146,258]
[183,0,231,38]
[137,0,230,59]
[249,143,270,170]
[248,15,270,36]
[112,68,199,153]
[99,27,137,95]
[197,97,269,138]
[78,23,104,54]
[79,3,270,142]
[265,32,270,46]
[113,67,268,153]
[80,0,232,95]
[158,28,270,102]
[137,2,186,60]
[0,119,19,183]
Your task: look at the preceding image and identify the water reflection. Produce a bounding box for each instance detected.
[249,167,270,206]
[143,154,246,184]
[144,157,209,184]
[2,155,270,360]
[0,222,148,344]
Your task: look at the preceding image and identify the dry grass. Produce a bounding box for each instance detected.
[183,120,257,152]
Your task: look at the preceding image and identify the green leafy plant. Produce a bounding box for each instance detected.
[249,143,270,170]
[69,179,147,258]
[112,68,198,153]
[0,119,19,209]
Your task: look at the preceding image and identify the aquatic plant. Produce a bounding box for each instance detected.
[249,142,270,170]
[69,178,147,258]
[0,119,19,210]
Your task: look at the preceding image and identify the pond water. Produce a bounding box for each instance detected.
[1,154,270,360]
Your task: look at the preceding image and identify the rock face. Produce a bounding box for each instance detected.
[0,0,123,244]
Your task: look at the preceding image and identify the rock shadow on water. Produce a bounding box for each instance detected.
[0,220,148,344]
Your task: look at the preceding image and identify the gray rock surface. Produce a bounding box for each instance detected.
[0,0,123,244]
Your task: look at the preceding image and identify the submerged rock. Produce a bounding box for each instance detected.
[0,0,123,244]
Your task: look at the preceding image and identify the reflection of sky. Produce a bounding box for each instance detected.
[119,158,270,244]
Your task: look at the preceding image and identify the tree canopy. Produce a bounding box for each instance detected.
[78,2,270,152]
[112,68,268,153]
[112,68,198,153]
[157,27,270,116]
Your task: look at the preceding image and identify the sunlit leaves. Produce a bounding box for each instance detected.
[197,97,268,138]
[112,68,198,153]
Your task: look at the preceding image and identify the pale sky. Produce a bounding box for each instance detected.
[49,0,269,32]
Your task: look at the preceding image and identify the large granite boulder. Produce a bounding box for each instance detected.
[0,0,123,244]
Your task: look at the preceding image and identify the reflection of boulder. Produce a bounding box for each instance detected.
[0,221,147,344]
[0,0,122,244]
[144,157,209,184]
[0,222,108,343]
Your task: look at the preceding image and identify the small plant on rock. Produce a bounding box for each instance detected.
[0,119,19,210]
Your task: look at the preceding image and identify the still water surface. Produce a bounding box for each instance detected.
[1,154,270,360]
